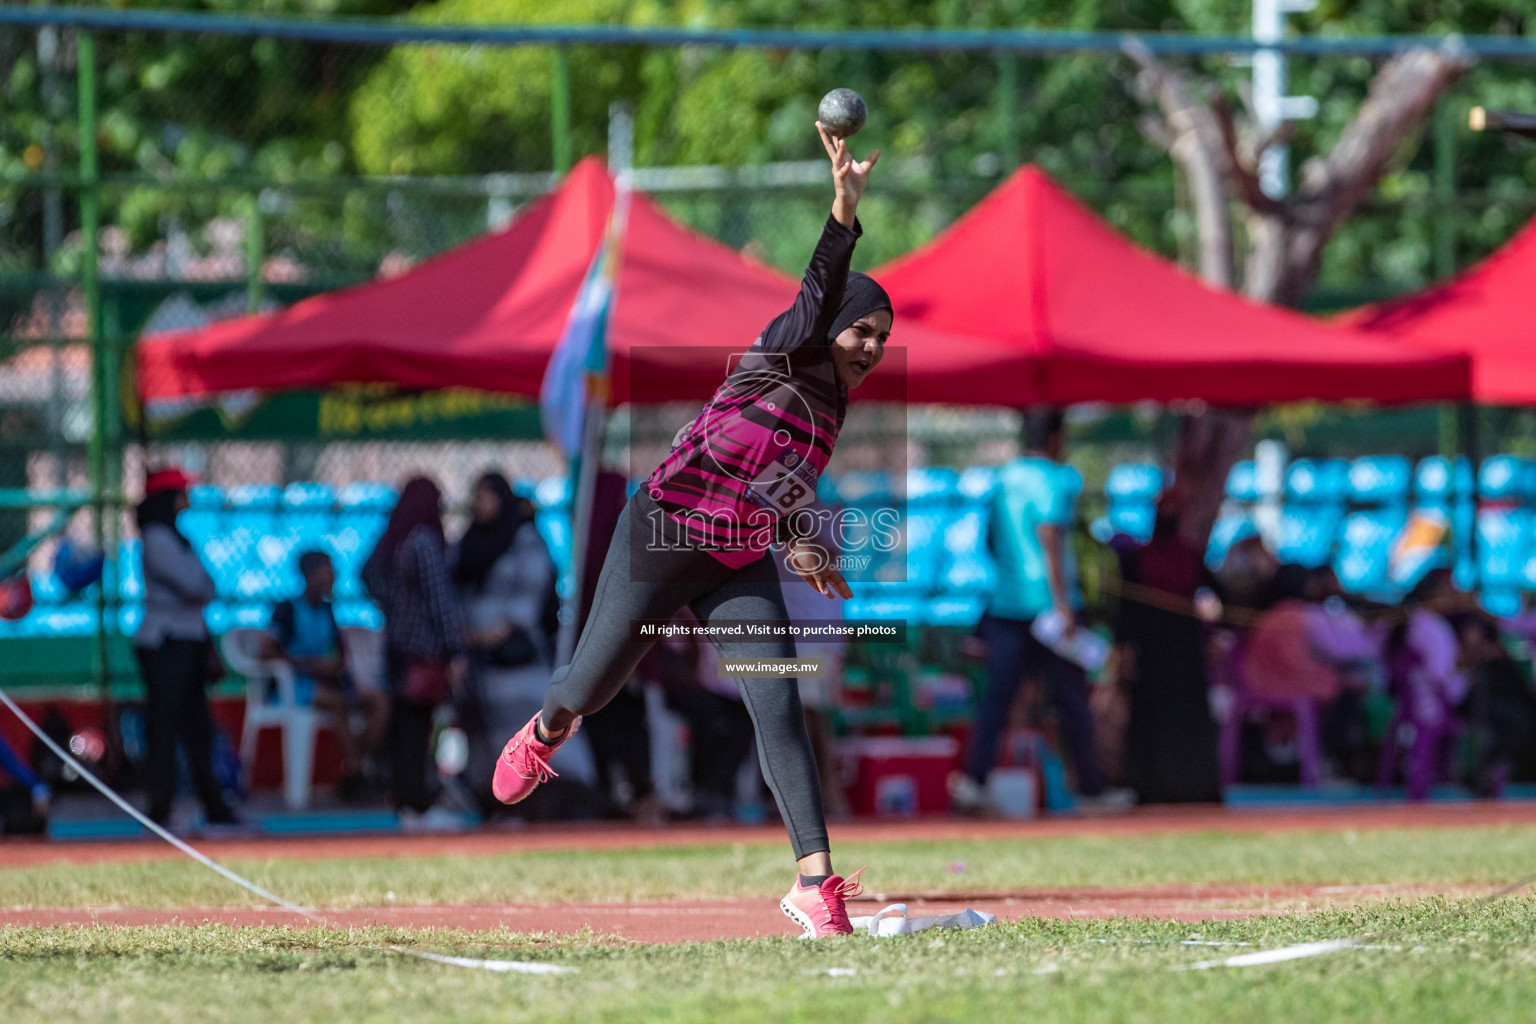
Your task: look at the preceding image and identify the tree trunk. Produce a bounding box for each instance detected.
[1127,38,1234,289]
[1242,213,1288,304]
[1169,408,1254,552]
[1125,43,1470,554]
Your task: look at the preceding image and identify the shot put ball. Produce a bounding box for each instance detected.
[818,88,867,139]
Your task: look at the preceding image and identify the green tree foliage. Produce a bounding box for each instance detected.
[350,0,646,176]
[1,0,422,275]
[6,1,1536,292]
[348,0,1189,265]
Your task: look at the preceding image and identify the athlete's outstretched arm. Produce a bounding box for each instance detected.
[754,125,881,356]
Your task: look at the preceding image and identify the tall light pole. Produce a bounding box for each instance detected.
[1253,0,1319,197]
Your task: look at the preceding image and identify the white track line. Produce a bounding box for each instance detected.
[411,951,575,974]
[1185,938,1361,969]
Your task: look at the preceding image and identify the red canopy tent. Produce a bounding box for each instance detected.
[136,158,1021,408]
[873,166,1471,406]
[1342,217,1536,405]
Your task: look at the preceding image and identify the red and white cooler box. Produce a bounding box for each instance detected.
[839,736,960,817]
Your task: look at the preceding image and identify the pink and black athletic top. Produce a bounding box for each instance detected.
[646,215,875,568]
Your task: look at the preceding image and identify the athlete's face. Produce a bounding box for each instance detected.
[830,309,892,389]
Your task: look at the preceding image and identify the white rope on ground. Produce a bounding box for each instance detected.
[0,686,318,921]
[0,685,573,975]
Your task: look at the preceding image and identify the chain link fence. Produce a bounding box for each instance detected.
[4,17,1536,690]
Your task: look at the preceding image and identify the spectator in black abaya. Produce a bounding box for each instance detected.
[1116,499,1222,804]
[362,476,466,824]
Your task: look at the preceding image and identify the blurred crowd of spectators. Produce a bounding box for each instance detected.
[9,422,1536,836]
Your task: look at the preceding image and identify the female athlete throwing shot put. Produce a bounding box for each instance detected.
[493,121,891,938]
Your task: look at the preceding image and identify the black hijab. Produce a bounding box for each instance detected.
[371,476,445,567]
[826,271,892,342]
[135,489,189,548]
[1261,563,1312,609]
[454,472,534,593]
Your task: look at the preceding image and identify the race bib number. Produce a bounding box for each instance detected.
[749,452,819,514]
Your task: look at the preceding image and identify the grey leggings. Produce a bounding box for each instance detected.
[543,493,828,858]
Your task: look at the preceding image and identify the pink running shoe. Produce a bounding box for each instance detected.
[780,867,866,939]
[492,713,579,805]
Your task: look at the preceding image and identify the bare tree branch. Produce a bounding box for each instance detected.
[1273,45,1473,304]
[1208,91,1287,219]
[1136,113,1175,149]
[1123,36,1234,288]
[1250,119,1298,163]
[1234,80,1258,124]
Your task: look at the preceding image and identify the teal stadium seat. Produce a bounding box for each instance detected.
[29,567,66,604]
[830,470,892,507]
[1411,456,1473,590]
[1277,459,1348,568]
[1333,508,1408,594]
[187,483,224,508]
[327,512,385,599]
[905,466,958,503]
[1480,455,1535,502]
[1225,460,1260,503]
[900,507,946,590]
[1348,456,1411,505]
[1206,514,1256,570]
[338,482,397,511]
[1101,463,1162,545]
[956,465,998,503]
[1478,507,1531,588]
[1415,455,1474,506]
[117,538,143,601]
[1482,587,1522,617]
[534,476,572,510]
[938,508,995,594]
[844,584,925,625]
[1285,458,1349,504]
[1206,460,1260,568]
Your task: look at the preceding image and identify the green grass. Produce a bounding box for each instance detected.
[5,901,1536,1023]
[5,825,1536,1022]
[5,825,1536,909]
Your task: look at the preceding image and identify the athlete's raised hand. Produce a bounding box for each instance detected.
[818,121,880,228]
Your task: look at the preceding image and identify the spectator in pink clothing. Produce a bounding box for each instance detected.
[1237,565,1386,780]
[1243,565,1383,704]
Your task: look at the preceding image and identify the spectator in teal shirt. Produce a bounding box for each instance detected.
[953,410,1127,813]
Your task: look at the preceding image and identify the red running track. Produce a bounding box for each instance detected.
[0,884,1473,943]
[5,802,1536,869]
[4,805,1524,942]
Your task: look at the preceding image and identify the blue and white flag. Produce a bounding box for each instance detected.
[540,182,629,459]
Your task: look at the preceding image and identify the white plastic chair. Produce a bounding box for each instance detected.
[222,627,318,811]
